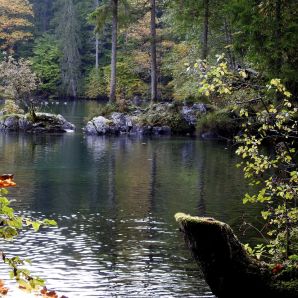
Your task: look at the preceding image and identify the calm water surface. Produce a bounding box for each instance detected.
[0,101,259,297]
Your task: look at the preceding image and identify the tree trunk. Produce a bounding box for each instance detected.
[40,0,51,32]
[274,0,282,75]
[110,0,118,102]
[95,0,99,70]
[201,0,209,60]
[150,0,158,103]
[224,18,236,70]
[175,213,298,298]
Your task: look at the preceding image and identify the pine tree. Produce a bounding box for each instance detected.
[150,0,157,102]
[54,0,82,97]
[32,0,53,34]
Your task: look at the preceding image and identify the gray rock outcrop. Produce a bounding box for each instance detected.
[83,103,208,136]
[0,113,75,133]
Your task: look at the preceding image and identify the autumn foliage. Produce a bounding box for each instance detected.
[0,0,33,51]
[0,174,16,187]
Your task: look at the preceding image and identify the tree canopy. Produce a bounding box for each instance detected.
[0,0,33,52]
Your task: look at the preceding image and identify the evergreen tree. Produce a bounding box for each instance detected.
[32,0,53,34]
[54,0,82,97]
[227,0,298,90]
[150,0,157,102]
[110,0,118,102]
[32,34,62,95]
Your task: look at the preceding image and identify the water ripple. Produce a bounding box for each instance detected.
[0,212,213,297]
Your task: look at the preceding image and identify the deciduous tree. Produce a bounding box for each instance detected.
[0,0,33,52]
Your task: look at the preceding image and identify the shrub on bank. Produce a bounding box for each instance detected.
[196,107,243,139]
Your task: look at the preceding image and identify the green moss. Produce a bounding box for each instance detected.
[85,102,137,121]
[138,103,192,134]
[175,212,224,227]
[196,107,243,138]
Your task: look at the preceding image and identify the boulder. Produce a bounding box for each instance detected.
[84,113,134,135]
[1,115,20,131]
[84,116,111,135]
[182,103,207,126]
[0,113,75,133]
[83,102,209,136]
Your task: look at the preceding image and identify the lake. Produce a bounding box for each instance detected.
[0,101,259,297]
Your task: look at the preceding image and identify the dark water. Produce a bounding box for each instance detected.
[0,101,259,297]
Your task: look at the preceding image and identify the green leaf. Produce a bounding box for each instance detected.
[32,222,41,232]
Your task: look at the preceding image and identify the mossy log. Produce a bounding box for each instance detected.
[175,213,298,298]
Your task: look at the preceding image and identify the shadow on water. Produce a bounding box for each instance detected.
[0,101,261,297]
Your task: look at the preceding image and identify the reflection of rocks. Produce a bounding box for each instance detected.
[0,113,75,133]
[85,135,109,160]
[84,103,208,136]
[85,135,134,160]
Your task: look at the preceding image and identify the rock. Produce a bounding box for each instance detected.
[132,95,144,106]
[132,125,152,135]
[182,103,207,126]
[193,103,208,113]
[111,112,133,133]
[19,117,32,131]
[200,131,219,140]
[152,126,171,135]
[84,116,111,135]
[0,113,75,133]
[83,102,209,136]
[2,115,20,131]
[84,113,135,135]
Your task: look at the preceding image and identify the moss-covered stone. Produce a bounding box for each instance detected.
[0,112,75,133]
[138,103,194,135]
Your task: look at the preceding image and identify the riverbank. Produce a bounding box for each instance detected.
[0,100,243,140]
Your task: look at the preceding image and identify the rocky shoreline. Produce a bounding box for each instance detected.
[0,102,241,139]
[83,102,210,136]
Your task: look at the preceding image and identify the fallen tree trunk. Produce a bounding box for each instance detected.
[175,213,298,298]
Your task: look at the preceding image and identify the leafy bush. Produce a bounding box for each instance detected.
[84,68,107,99]
[196,107,243,138]
[236,81,298,261]
[1,100,24,115]
[84,56,148,100]
[0,56,38,104]
[138,103,191,134]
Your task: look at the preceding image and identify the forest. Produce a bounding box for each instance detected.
[0,0,297,101]
[0,0,297,297]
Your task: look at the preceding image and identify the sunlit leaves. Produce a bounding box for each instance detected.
[184,54,255,104]
[235,81,298,261]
